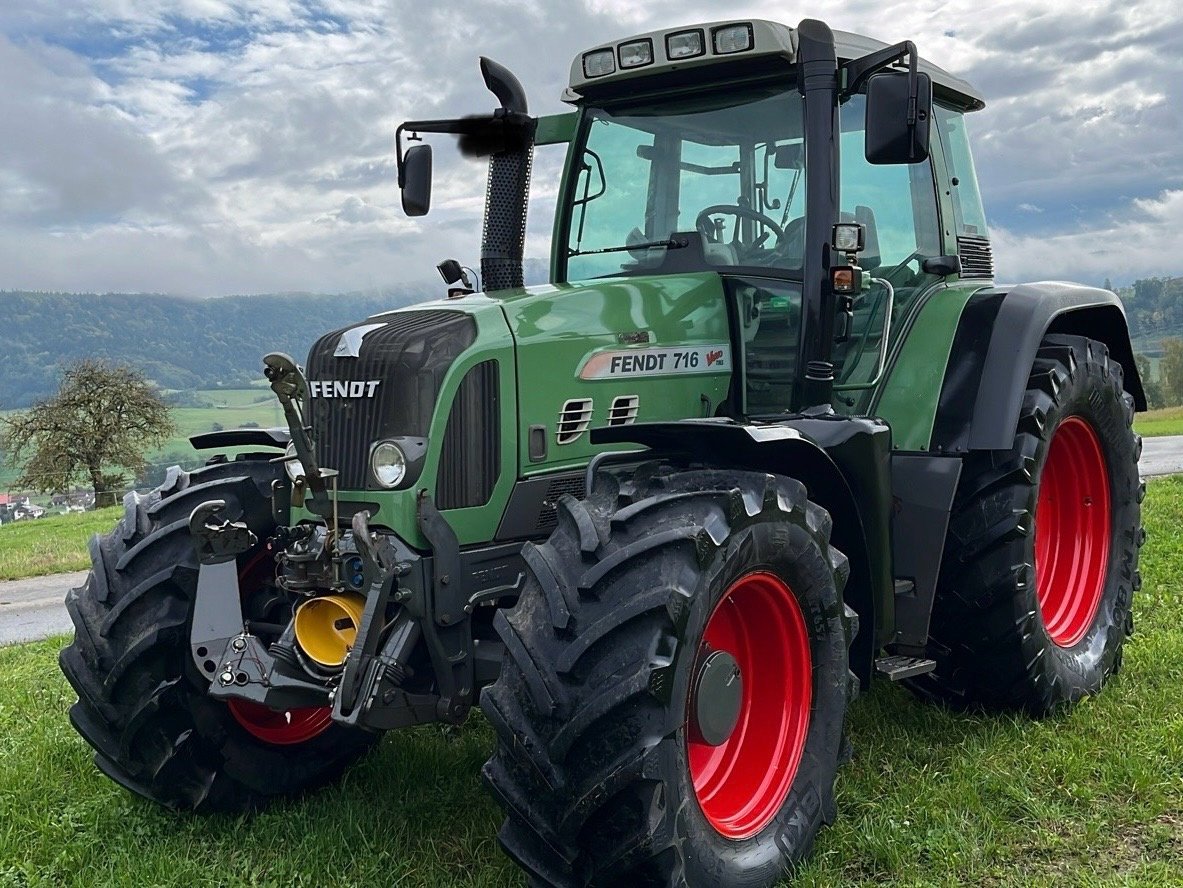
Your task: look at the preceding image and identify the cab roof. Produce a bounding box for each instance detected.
[566,19,985,111]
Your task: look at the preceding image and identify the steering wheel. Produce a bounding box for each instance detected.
[695,204,785,262]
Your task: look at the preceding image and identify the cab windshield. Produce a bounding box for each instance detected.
[562,80,806,281]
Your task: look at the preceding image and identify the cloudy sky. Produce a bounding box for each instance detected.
[0,0,1179,296]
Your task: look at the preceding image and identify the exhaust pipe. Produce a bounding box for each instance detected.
[478,57,535,292]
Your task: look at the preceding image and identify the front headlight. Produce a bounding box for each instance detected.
[371,442,407,488]
[284,442,305,482]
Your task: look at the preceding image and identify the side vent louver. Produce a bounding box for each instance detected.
[556,398,593,444]
[607,395,639,426]
[957,235,994,280]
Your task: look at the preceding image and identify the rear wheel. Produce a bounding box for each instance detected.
[911,335,1143,713]
[59,459,376,811]
[481,465,856,887]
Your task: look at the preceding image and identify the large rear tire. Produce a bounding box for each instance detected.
[481,465,856,887]
[59,459,376,812]
[911,335,1143,713]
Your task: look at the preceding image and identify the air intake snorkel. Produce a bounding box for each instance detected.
[396,58,537,292]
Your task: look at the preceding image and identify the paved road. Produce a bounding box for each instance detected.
[4,437,1183,648]
[1139,435,1183,479]
[0,570,85,647]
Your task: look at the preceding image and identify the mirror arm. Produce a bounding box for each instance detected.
[841,39,918,98]
[395,112,536,185]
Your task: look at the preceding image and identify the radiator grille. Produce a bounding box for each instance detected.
[437,361,501,510]
[306,310,475,489]
[957,235,994,280]
[535,475,587,534]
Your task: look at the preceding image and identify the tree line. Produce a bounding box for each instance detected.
[1117,276,1183,408]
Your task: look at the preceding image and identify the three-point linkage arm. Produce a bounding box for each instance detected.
[262,352,334,518]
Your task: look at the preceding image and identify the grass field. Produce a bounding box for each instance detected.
[1135,406,1183,438]
[0,507,120,581]
[1,482,1182,885]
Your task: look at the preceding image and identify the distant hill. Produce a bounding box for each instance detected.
[0,289,426,407]
[0,273,1173,408]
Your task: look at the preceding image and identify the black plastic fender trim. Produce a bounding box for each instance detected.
[592,417,893,687]
[189,427,291,451]
[938,283,1146,453]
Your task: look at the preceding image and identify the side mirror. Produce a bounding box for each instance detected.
[401,143,433,216]
[865,71,932,165]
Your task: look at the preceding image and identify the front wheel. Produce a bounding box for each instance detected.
[481,465,856,887]
[59,459,376,812]
[911,334,1144,713]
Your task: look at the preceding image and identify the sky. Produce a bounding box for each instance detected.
[0,0,1179,297]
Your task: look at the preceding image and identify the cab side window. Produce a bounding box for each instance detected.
[834,93,942,391]
[935,105,988,238]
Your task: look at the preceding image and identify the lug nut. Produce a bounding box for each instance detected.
[231,637,246,652]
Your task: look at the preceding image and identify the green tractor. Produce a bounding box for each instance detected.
[61,17,1146,887]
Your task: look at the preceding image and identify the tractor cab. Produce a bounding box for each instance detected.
[399,19,988,414]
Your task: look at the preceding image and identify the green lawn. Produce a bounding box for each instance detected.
[1135,407,1183,438]
[1,482,1182,886]
[0,508,120,581]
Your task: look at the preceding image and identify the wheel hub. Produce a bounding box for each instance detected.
[692,650,743,747]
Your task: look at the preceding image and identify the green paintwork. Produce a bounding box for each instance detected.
[291,296,518,549]
[535,112,577,146]
[290,274,733,545]
[498,273,733,475]
[871,282,984,451]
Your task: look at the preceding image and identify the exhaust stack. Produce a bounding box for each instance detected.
[478,58,535,292]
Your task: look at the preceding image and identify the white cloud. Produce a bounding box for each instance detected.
[993,189,1183,284]
[0,0,1179,295]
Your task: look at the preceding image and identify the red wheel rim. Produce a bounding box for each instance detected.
[687,571,812,839]
[225,550,334,745]
[1034,416,1112,648]
[226,699,335,746]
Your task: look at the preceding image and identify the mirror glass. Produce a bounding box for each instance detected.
[402,143,433,216]
[864,71,932,165]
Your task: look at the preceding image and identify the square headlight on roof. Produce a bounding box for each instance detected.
[665,29,705,60]
[712,23,754,54]
[618,38,653,69]
[583,48,616,78]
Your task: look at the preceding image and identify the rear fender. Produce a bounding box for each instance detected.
[932,283,1146,453]
[593,418,893,686]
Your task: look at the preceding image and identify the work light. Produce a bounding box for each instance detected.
[712,23,754,54]
[832,223,866,253]
[666,30,705,60]
[371,442,407,488]
[618,39,653,69]
[582,48,616,78]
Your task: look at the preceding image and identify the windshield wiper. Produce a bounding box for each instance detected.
[568,236,689,258]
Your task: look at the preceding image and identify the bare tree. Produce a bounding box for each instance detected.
[1,359,176,507]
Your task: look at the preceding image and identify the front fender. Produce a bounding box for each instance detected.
[593,417,893,686]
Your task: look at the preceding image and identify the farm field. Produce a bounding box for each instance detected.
[1135,406,1183,439]
[0,479,1181,886]
[1,389,282,490]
